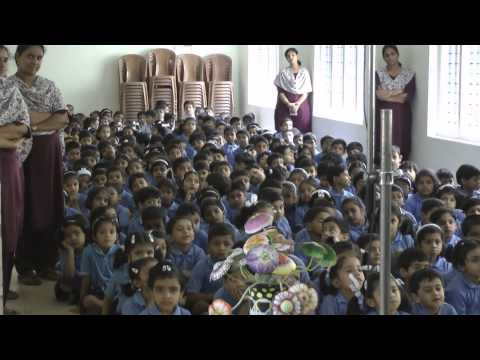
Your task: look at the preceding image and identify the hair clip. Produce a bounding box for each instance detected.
[162,264,172,272]
[131,267,139,275]
[437,184,456,191]
[415,223,442,237]
[130,234,136,245]
[363,279,368,292]
[147,231,155,243]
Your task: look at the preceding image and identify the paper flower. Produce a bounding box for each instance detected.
[289,283,318,314]
[272,291,302,315]
[300,242,336,267]
[210,258,234,282]
[243,233,270,255]
[245,245,279,274]
[272,253,297,276]
[208,299,232,315]
[244,213,274,234]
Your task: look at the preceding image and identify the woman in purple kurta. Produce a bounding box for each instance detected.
[0,45,33,309]
[375,45,416,161]
[9,46,68,286]
[274,48,313,133]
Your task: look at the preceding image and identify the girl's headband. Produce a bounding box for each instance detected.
[415,223,442,237]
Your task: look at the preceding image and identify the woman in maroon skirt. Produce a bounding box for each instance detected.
[375,45,416,161]
[274,48,313,133]
[9,45,68,285]
[0,45,33,312]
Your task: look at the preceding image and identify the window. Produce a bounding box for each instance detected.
[248,45,279,108]
[428,45,480,144]
[313,45,365,124]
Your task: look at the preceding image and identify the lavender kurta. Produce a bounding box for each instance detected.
[375,67,416,159]
[274,67,312,133]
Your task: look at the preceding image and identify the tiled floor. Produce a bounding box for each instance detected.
[6,269,78,315]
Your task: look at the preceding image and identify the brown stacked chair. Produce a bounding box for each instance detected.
[204,54,234,116]
[118,54,148,122]
[147,49,177,117]
[176,54,207,118]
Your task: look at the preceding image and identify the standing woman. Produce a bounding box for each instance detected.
[9,45,69,285]
[274,48,313,133]
[375,45,416,161]
[0,45,33,312]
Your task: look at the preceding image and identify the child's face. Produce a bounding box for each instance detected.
[418,233,443,262]
[205,205,224,224]
[132,178,149,193]
[422,207,440,225]
[67,148,81,163]
[115,158,128,171]
[405,169,416,182]
[94,222,117,251]
[84,156,97,169]
[197,169,210,185]
[185,104,195,114]
[144,218,165,233]
[107,171,124,190]
[335,170,351,189]
[160,187,175,207]
[171,219,195,247]
[322,139,333,152]
[155,238,168,260]
[228,190,246,209]
[331,144,345,157]
[461,247,480,283]
[334,256,364,292]
[234,176,250,191]
[299,183,316,203]
[183,120,196,134]
[367,240,381,266]
[466,204,480,217]
[246,147,257,159]
[390,215,400,240]
[439,193,456,209]
[152,277,183,315]
[463,175,480,192]
[78,175,91,192]
[105,187,119,206]
[436,213,457,239]
[319,176,330,190]
[64,224,86,250]
[370,280,401,315]
[304,165,317,178]
[92,192,110,209]
[218,165,231,179]
[255,141,268,155]
[135,260,158,291]
[416,176,434,197]
[303,140,316,152]
[224,131,235,144]
[283,191,298,207]
[342,202,365,226]
[183,174,200,193]
[392,190,405,208]
[402,261,430,283]
[283,148,295,165]
[123,146,136,159]
[237,133,249,148]
[392,152,402,170]
[272,200,285,220]
[128,162,144,175]
[64,177,79,196]
[98,127,111,140]
[174,162,193,181]
[80,136,92,146]
[224,271,247,301]
[193,139,205,151]
[322,221,347,243]
[142,197,161,210]
[129,244,155,263]
[413,277,445,314]
[308,212,330,237]
[102,145,116,160]
[249,167,265,186]
[208,235,234,261]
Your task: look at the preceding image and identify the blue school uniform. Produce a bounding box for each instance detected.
[329,188,355,210]
[104,263,130,311]
[167,243,206,275]
[121,291,148,315]
[314,152,327,165]
[185,144,197,160]
[78,193,88,214]
[80,243,121,293]
[318,292,349,315]
[445,271,480,315]
[140,304,191,315]
[223,143,239,167]
[391,232,415,253]
[115,204,130,235]
[222,197,241,224]
[185,256,224,295]
[127,212,144,236]
[250,184,260,195]
[214,287,241,315]
[405,193,425,223]
[65,206,83,218]
[294,203,309,230]
[290,254,311,284]
[400,207,418,228]
[432,256,452,275]
[446,234,462,248]
[56,251,83,286]
[276,216,293,240]
[410,302,457,315]
[164,201,179,220]
[120,190,135,212]
[349,223,369,243]
[285,205,298,233]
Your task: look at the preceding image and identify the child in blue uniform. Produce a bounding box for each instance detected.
[405,169,440,222]
[416,224,452,276]
[341,197,368,243]
[430,208,462,254]
[397,248,430,294]
[389,205,415,255]
[127,186,162,236]
[140,261,191,315]
[327,164,355,210]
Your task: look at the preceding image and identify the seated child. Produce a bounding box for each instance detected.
[105,185,130,235]
[176,203,209,252]
[430,207,462,254]
[157,178,179,219]
[128,173,149,194]
[222,126,239,167]
[405,169,440,222]
[416,224,452,276]
[213,261,250,315]
[341,197,368,243]
[127,186,162,236]
[107,166,135,211]
[327,164,355,210]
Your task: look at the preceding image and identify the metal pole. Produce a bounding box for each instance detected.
[368,45,376,173]
[379,109,393,315]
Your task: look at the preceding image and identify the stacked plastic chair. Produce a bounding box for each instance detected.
[204,54,234,117]
[147,49,178,117]
[118,54,149,123]
[176,54,207,118]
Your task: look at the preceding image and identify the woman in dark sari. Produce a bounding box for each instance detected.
[9,45,68,285]
[274,48,313,133]
[0,45,32,312]
[375,45,416,161]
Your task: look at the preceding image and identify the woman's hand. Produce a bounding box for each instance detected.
[0,136,24,149]
[0,123,28,140]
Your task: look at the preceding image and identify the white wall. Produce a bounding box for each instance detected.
[5,45,240,116]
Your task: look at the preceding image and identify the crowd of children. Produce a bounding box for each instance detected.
[33,99,480,315]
